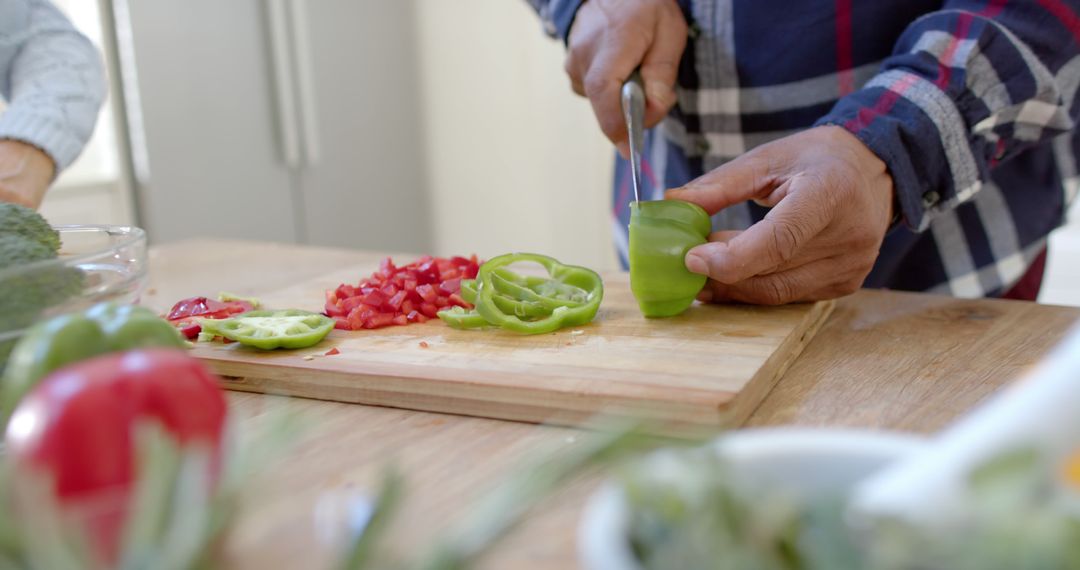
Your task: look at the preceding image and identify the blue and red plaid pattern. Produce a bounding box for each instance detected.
[528,0,1080,298]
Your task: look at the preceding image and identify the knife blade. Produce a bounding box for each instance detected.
[621,70,646,205]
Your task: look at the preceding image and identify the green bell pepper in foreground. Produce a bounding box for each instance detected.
[439,253,604,335]
[200,309,333,350]
[629,200,712,318]
[0,303,187,423]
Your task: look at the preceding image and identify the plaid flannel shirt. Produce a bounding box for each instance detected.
[528,0,1080,298]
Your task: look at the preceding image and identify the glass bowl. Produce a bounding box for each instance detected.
[0,225,148,349]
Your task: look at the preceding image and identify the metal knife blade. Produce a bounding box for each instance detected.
[621,70,646,204]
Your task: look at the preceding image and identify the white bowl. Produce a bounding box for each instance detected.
[578,427,926,570]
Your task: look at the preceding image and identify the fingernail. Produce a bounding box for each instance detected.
[685,253,708,275]
[616,141,630,160]
[646,81,676,108]
[696,288,713,303]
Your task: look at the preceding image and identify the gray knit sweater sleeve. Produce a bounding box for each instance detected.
[0,0,107,171]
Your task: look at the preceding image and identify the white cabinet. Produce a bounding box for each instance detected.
[121,0,430,252]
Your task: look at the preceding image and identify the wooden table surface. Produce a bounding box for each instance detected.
[144,239,1080,569]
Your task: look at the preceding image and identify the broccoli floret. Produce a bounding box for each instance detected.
[0,234,54,269]
[0,207,81,373]
[0,264,85,371]
[0,203,60,254]
[0,262,85,323]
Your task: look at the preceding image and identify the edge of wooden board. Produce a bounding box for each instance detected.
[209,357,730,437]
[204,299,836,438]
[722,299,836,427]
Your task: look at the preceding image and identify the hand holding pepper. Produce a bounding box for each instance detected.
[564,0,687,158]
[667,126,895,305]
[0,139,56,209]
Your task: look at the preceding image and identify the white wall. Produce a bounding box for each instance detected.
[414,0,619,272]
[1041,206,1080,307]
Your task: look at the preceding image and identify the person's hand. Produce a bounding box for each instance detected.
[0,139,56,209]
[666,126,895,305]
[565,0,687,158]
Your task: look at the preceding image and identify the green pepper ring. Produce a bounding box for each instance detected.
[201,309,334,350]
[474,253,603,335]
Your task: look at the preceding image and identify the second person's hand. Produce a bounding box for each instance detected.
[0,139,56,209]
[564,0,687,158]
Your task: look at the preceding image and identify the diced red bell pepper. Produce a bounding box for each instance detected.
[178,322,202,340]
[416,284,437,303]
[419,302,439,318]
[387,290,408,310]
[327,254,482,331]
[439,278,461,295]
[364,313,395,329]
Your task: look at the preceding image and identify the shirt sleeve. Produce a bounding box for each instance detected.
[815,1,1080,232]
[523,0,586,43]
[0,0,107,172]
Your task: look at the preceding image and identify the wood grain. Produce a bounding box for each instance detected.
[140,240,1080,570]
[189,262,834,435]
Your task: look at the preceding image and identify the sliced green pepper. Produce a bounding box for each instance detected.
[629,200,712,318]
[460,279,478,304]
[474,253,603,335]
[488,269,588,308]
[0,302,187,423]
[437,306,490,330]
[459,277,550,319]
[200,309,334,350]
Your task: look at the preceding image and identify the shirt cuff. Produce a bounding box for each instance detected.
[814,71,968,233]
[0,109,84,173]
[541,0,586,43]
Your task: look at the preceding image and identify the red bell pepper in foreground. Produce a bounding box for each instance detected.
[4,349,228,564]
[325,255,480,330]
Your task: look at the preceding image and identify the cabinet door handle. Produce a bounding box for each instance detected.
[266,0,302,169]
[287,0,320,167]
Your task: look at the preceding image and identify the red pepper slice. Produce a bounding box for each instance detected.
[178,322,202,340]
[167,296,252,321]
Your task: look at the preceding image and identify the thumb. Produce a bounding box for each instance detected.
[665,152,773,215]
[640,8,687,127]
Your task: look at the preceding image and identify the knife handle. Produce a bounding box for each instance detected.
[621,70,646,148]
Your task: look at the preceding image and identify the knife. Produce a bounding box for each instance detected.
[621,70,646,205]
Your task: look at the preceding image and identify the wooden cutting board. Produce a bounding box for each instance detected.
[191,264,834,436]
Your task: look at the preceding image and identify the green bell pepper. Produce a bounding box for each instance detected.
[437,306,490,330]
[0,302,187,423]
[629,200,712,318]
[439,254,604,334]
[460,279,478,304]
[459,277,550,319]
[474,253,603,335]
[200,309,334,350]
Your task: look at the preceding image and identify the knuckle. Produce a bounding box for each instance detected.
[768,221,802,265]
[758,276,794,306]
[563,54,577,77]
[582,73,611,98]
